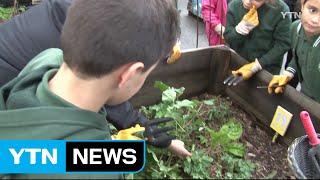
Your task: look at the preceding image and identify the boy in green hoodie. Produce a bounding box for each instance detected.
[268,0,320,102]
[0,0,190,178]
[224,0,291,82]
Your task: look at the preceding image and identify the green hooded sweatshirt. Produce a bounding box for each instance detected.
[224,0,291,74]
[0,49,123,179]
[286,21,320,102]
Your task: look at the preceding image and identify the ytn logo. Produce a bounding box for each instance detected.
[9,148,57,165]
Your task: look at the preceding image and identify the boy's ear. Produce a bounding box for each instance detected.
[118,62,145,88]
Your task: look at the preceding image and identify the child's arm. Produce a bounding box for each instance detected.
[224,1,246,49]
[283,21,300,77]
[258,7,291,68]
[268,45,297,94]
[268,21,299,94]
[286,56,298,76]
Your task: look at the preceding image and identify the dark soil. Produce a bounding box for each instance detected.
[193,93,295,179]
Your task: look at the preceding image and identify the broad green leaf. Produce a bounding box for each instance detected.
[154,81,169,92]
[174,100,196,109]
[211,131,231,147]
[225,143,245,157]
[220,122,243,140]
[203,99,215,105]
[162,88,177,103]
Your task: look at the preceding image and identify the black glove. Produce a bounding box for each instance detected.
[106,101,152,130]
[143,118,175,148]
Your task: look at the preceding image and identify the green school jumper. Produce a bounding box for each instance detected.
[0,49,123,179]
[286,21,320,102]
[224,0,291,74]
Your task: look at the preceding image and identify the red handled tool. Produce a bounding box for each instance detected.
[300,111,320,176]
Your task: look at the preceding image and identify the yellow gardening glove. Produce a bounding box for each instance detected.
[231,59,262,80]
[243,5,259,27]
[236,5,259,35]
[167,40,181,64]
[268,71,294,94]
[112,124,145,140]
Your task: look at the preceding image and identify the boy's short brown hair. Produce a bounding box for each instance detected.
[61,0,180,78]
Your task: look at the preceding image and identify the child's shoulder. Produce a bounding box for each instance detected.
[292,20,301,26]
[265,0,290,12]
[228,0,242,10]
[291,20,302,32]
[266,0,290,12]
[18,48,63,77]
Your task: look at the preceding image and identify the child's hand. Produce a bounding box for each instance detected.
[243,5,259,27]
[231,59,262,80]
[236,5,259,35]
[214,23,225,38]
[168,139,192,158]
[268,71,294,94]
[167,40,181,64]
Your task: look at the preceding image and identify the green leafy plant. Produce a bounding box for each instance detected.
[136,81,255,179]
[0,6,26,21]
[136,148,182,179]
[207,121,245,157]
[0,7,13,20]
[183,145,213,179]
[220,153,256,179]
[148,148,182,179]
[141,81,199,139]
[208,100,230,121]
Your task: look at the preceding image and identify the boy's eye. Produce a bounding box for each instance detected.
[308,7,318,14]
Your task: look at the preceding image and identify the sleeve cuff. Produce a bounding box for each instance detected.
[286,67,296,74]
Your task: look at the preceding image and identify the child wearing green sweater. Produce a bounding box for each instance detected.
[268,0,320,102]
[224,0,291,81]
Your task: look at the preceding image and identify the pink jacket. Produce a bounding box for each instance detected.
[201,0,227,45]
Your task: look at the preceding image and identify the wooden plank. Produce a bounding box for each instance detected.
[130,47,213,107]
[208,45,231,95]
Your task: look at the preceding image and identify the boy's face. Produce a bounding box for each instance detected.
[107,62,158,106]
[242,0,266,9]
[301,0,320,36]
